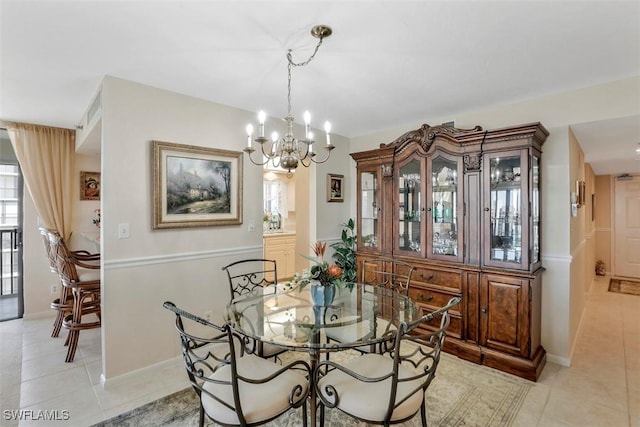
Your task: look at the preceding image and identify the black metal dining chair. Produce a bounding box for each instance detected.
[222,259,287,359]
[314,297,461,427]
[325,257,415,354]
[163,301,311,427]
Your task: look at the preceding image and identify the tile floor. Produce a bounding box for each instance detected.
[0,275,638,426]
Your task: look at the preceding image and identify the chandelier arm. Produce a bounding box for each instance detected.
[299,156,312,167]
[308,145,336,165]
[259,140,277,159]
[243,149,270,167]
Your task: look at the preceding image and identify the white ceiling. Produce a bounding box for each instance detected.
[1,1,639,174]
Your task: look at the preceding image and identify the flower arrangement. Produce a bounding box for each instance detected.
[92,208,101,228]
[286,241,345,291]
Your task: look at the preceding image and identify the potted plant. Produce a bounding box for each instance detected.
[330,218,357,290]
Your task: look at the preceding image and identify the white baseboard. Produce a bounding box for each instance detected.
[22,311,56,320]
[545,353,571,367]
[100,355,183,387]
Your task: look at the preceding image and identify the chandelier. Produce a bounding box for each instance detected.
[244,25,334,174]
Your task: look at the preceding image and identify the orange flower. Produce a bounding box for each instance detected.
[327,264,342,278]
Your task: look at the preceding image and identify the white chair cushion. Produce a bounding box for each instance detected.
[261,342,286,357]
[326,318,396,352]
[317,353,424,422]
[202,354,308,425]
[77,267,100,282]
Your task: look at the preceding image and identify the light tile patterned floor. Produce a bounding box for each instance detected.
[1,276,638,426]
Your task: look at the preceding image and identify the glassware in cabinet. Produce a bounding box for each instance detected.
[485,151,527,268]
[428,153,463,262]
[397,159,422,254]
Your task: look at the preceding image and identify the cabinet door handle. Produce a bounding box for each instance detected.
[418,293,434,302]
[426,207,432,212]
[484,207,490,212]
[481,307,487,314]
[420,273,435,281]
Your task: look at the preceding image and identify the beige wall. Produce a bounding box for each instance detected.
[350,75,640,364]
[594,175,612,274]
[98,77,351,378]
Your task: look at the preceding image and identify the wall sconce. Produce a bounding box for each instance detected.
[570,191,578,217]
[571,180,586,217]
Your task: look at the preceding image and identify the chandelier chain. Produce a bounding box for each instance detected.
[286,35,326,116]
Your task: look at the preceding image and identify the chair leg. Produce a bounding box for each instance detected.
[63,291,83,363]
[302,401,308,427]
[51,286,72,338]
[198,404,205,427]
[51,309,64,338]
[421,400,427,426]
[64,327,79,363]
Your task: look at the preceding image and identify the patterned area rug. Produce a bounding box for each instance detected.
[608,278,640,296]
[93,350,532,427]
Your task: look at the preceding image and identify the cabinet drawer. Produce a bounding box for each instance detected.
[399,265,462,291]
[264,236,296,249]
[408,286,460,309]
[414,304,462,339]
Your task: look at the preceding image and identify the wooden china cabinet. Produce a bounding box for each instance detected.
[352,122,548,381]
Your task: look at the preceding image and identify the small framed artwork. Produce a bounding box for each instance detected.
[576,180,586,207]
[80,171,100,200]
[153,141,243,229]
[327,173,344,203]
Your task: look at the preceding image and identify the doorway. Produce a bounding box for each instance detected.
[614,174,640,278]
[0,129,24,321]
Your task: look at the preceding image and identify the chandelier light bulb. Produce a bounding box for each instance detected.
[324,121,332,145]
[271,131,279,142]
[246,124,253,147]
[258,110,266,137]
[304,110,311,138]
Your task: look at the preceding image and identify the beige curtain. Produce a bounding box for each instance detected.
[6,122,75,239]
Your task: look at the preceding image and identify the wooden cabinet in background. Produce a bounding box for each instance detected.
[352,122,548,381]
[263,234,296,280]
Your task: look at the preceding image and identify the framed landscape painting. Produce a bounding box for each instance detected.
[153,141,243,229]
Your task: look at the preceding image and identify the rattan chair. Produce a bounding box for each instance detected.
[222,259,286,359]
[48,231,101,362]
[39,227,99,338]
[326,257,415,354]
[315,297,461,427]
[163,301,310,427]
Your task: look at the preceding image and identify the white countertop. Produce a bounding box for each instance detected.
[263,230,296,238]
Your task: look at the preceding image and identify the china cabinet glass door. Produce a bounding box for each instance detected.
[397,158,422,255]
[532,155,540,265]
[428,153,463,262]
[359,169,380,251]
[485,151,528,269]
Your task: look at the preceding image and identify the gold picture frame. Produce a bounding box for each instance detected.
[327,173,344,203]
[152,141,243,229]
[80,171,100,200]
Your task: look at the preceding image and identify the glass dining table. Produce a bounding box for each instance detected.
[224,283,420,426]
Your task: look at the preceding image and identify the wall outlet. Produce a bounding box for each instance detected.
[204,311,213,323]
[50,284,57,295]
